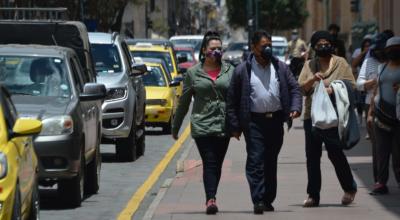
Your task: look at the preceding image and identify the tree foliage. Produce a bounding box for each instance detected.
[226,0,308,32]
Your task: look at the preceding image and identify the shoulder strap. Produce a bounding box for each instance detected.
[378,64,388,109]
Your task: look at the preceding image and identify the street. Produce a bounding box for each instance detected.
[38,116,190,220]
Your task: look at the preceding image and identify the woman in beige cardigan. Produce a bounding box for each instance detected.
[298,31,357,207]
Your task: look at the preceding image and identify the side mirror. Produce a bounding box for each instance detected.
[173,76,184,82]
[169,80,180,87]
[80,83,106,101]
[12,118,42,137]
[131,63,147,76]
[177,55,188,64]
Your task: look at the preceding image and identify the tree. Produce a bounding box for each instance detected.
[226,0,308,32]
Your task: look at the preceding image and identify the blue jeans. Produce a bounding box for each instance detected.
[243,113,284,204]
[304,119,357,201]
[194,136,230,202]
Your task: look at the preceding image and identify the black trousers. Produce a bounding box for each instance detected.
[303,119,357,201]
[243,112,284,204]
[194,136,230,202]
[373,121,400,185]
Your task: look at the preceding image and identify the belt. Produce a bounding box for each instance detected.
[250,110,283,118]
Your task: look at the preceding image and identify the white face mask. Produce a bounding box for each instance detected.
[291,34,298,41]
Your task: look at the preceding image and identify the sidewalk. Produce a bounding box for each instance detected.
[148,119,400,220]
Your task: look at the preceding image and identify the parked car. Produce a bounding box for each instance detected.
[89,32,147,161]
[222,41,248,66]
[142,62,180,133]
[272,36,289,64]
[0,86,42,220]
[127,42,183,97]
[169,35,203,62]
[0,44,106,207]
[174,46,197,72]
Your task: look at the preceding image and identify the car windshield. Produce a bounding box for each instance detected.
[0,56,71,97]
[142,66,166,87]
[91,44,123,75]
[176,50,194,62]
[226,43,247,51]
[171,39,202,52]
[131,51,174,73]
[272,46,287,57]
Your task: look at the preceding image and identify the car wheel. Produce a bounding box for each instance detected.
[58,148,85,207]
[28,181,40,220]
[116,112,137,162]
[137,108,146,157]
[84,138,101,194]
[11,183,22,220]
[162,115,173,134]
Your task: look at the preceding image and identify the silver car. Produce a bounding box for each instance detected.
[89,32,146,162]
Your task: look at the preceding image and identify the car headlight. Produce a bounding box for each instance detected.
[106,87,127,100]
[0,153,7,179]
[146,99,167,106]
[40,116,73,136]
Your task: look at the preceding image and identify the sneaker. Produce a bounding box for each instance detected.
[253,202,264,214]
[341,191,356,205]
[365,133,370,140]
[206,199,218,215]
[370,183,389,195]
[303,197,319,207]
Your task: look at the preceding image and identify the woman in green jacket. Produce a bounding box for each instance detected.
[172,31,234,214]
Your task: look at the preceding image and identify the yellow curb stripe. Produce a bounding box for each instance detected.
[117,125,191,220]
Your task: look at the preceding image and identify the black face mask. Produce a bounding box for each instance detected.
[315,44,333,57]
[261,45,273,61]
[371,49,386,61]
[386,49,400,61]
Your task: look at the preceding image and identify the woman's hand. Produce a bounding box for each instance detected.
[313,72,323,82]
[367,115,374,130]
[326,86,333,95]
[365,79,377,90]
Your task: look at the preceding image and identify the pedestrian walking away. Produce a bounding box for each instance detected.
[226,30,302,215]
[298,30,358,208]
[171,30,234,215]
[367,36,400,195]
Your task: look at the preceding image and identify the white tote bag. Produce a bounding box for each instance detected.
[311,80,338,129]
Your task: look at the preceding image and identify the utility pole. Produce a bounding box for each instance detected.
[247,0,254,48]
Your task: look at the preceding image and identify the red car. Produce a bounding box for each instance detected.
[174,46,197,72]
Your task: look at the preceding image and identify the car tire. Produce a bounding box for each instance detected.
[116,112,137,162]
[162,116,173,134]
[58,148,85,207]
[84,138,101,195]
[28,181,40,220]
[11,183,22,220]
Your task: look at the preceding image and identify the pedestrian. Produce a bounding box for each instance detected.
[367,36,400,195]
[171,30,234,214]
[328,24,347,58]
[356,32,390,182]
[352,35,372,126]
[226,30,302,214]
[286,29,308,78]
[298,31,357,207]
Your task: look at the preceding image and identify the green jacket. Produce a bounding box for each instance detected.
[172,62,234,138]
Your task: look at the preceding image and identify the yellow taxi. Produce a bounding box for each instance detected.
[0,87,42,220]
[142,62,180,133]
[128,43,183,97]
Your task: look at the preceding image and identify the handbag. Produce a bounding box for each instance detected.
[311,80,338,129]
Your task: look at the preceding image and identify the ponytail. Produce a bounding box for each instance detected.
[199,30,222,63]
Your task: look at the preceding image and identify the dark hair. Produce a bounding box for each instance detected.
[199,30,222,63]
[361,38,372,49]
[382,29,394,39]
[328,23,340,32]
[310,30,333,48]
[251,30,271,45]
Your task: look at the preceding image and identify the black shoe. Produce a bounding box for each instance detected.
[264,203,274,212]
[253,202,264,214]
[369,183,389,195]
[206,199,218,215]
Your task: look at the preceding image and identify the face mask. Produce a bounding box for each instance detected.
[315,44,333,57]
[291,34,298,41]
[206,49,223,60]
[261,45,273,61]
[386,49,400,61]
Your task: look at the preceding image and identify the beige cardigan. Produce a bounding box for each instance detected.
[298,55,355,120]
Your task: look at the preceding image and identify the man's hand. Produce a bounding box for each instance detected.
[232,132,241,141]
[172,133,179,140]
[364,79,377,90]
[289,111,301,119]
